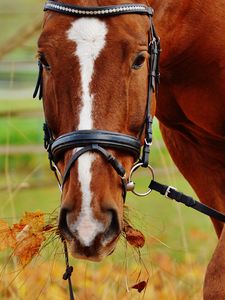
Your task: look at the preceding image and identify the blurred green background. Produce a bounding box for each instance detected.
[0,1,217,299]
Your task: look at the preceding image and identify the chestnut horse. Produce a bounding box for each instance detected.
[35,0,225,298]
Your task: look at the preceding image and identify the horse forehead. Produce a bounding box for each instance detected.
[67,17,108,56]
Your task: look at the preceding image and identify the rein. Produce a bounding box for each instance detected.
[34,1,225,299]
[149,181,225,223]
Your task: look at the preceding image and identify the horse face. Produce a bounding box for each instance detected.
[38,2,152,261]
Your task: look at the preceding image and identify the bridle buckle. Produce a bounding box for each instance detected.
[164,186,177,198]
[144,138,152,146]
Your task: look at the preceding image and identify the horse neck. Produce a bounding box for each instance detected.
[151,0,225,139]
[150,0,210,66]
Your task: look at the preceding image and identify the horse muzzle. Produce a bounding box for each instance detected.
[58,207,121,261]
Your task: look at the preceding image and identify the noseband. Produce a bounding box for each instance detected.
[33,0,161,200]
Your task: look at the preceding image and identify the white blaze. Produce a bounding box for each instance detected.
[67,18,108,246]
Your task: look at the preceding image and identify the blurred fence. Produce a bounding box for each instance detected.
[0,1,44,94]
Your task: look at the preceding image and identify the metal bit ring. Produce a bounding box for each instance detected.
[128,162,154,197]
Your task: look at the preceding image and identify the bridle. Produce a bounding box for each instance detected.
[33,0,161,201]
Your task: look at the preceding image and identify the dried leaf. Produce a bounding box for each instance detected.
[19,211,45,232]
[0,220,12,251]
[131,281,147,293]
[124,225,145,248]
[14,233,45,265]
[0,211,50,265]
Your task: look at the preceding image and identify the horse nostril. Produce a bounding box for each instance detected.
[103,209,121,242]
[58,208,71,236]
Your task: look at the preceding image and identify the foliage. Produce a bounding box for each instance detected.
[0,211,55,265]
[0,210,210,300]
[0,242,207,300]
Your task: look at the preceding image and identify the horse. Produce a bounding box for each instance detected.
[35,0,225,298]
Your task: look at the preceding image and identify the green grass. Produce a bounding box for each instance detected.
[0,70,37,83]
[0,153,47,175]
[130,175,215,253]
[0,99,40,112]
[0,116,43,145]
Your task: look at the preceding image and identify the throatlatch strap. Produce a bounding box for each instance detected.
[149,180,225,223]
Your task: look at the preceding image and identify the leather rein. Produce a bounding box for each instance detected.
[34,1,225,299]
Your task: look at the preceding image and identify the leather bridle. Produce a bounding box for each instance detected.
[33,0,161,201]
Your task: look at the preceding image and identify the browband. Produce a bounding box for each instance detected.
[44,0,154,17]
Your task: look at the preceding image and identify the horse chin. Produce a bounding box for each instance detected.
[67,236,119,262]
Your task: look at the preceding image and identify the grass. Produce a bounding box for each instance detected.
[0,116,43,145]
[0,161,216,299]
[0,100,43,152]
[0,99,38,112]
[0,70,37,83]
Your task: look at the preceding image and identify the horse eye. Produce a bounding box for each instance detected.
[132,54,146,70]
[39,53,51,70]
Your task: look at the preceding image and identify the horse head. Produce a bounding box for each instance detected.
[35,0,158,261]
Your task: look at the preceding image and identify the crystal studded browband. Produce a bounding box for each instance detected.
[44,1,154,17]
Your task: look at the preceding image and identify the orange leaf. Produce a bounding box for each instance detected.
[0,220,12,251]
[0,211,51,265]
[14,233,45,265]
[19,211,45,233]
